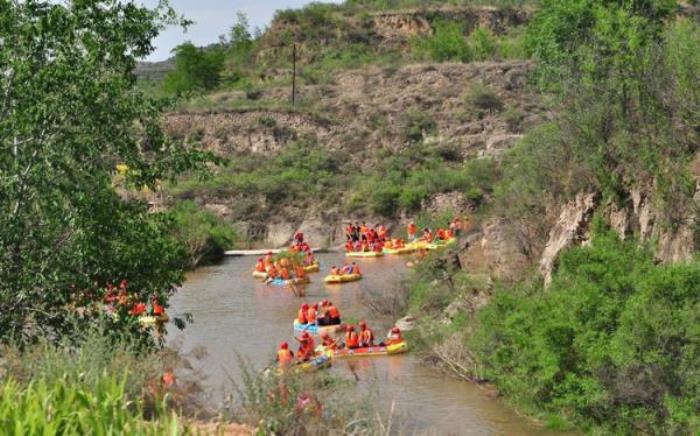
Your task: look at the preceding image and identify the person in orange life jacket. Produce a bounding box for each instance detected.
[360,222,368,235]
[351,262,361,275]
[345,325,359,349]
[360,240,370,252]
[422,227,434,242]
[437,228,446,241]
[280,266,291,281]
[277,342,294,368]
[327,302,341,324]
[152,295,164,316]
[304,251,315,265]
[130,301,147,316]
[385,327,403,345]
[345,240,354,252]
[306,303,318,324]
[319,331,339,350]
[317,300,330,325]
[330,265,340,276]
[353,240,362,252]
[294,265,306,279]
[254,258,266,272]
[264,251,274,264]
[296,331,315,361]
[377,225,387,240]
[407,222,417,240]
[358,321,374,347]
[298,303,309,324]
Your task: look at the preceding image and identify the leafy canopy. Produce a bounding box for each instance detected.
[0,0,215,344]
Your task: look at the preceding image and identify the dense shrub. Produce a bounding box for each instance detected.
[472,229,700,433]
[163,43,226,95]
[170,200,236,267]
[399,110,438,144]
[466,85,503,113]
[412,20,471,62]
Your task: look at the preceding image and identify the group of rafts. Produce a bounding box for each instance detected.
[252,221,461,287]
[276,300,408,373]
[255,219,465,373]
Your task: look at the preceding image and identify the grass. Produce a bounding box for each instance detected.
[0,334,189,434]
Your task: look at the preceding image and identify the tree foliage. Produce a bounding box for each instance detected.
[163,42,226,95]
[473,229,700,433]
[0,0,215,344]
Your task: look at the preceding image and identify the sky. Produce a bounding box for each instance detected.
[140,0,342,62]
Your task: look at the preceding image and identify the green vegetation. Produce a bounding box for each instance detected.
[233,359,391,435]
[0,334,184,434]
[0,1,218,345]
[170,137,499,222]
[473,228,700,433]
[170,200,237,267]
[412,22,526,62]
[163,43,227,95]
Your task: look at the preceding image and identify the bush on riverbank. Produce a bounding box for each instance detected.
[472,229,700,433]
[231,358,394,435]
[170,200,237,267]
[0,335,189,434]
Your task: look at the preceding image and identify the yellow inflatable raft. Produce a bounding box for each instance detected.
[346,251,384,258]
[383,246,416,255]
[323,273,362,284]
[304,262,320,273]
[252,270,268,279]
[138,314,170,326]
[317,341,407,359]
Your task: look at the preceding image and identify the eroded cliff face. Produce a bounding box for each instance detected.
[261,6,531,53]
[371,6,531,42]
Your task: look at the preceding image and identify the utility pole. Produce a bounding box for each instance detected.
[291,43,296,107]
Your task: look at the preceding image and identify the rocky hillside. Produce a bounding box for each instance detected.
[166,61,543,159]
[155,0,699,280]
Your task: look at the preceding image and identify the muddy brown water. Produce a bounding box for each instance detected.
[168,253,564,435]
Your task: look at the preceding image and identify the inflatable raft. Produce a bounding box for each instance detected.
[138,313,170,326]
[318,341,407,359]
[269,277,310,286]
[346,251,384,258]
[323,273,362,284]
[252,270,267,279]
[293,320,342,336]
[304,262,320,273]
[273,354,332,376]
[383,246,416,255]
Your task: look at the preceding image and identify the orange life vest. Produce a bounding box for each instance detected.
[328,305,340,319]
[307,307,317,323]
[298,309,308,324]
[280,267,290,280]
[352,265,361,275]
[322,336,337,350]
[345,331,359,348]
[278,349,293,368]
[408,224,417,235]
[152,300,164,315]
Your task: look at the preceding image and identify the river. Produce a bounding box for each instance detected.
[168,252,563,435]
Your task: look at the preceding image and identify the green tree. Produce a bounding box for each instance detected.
[0,0,215,344]
[163,42,225,95]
